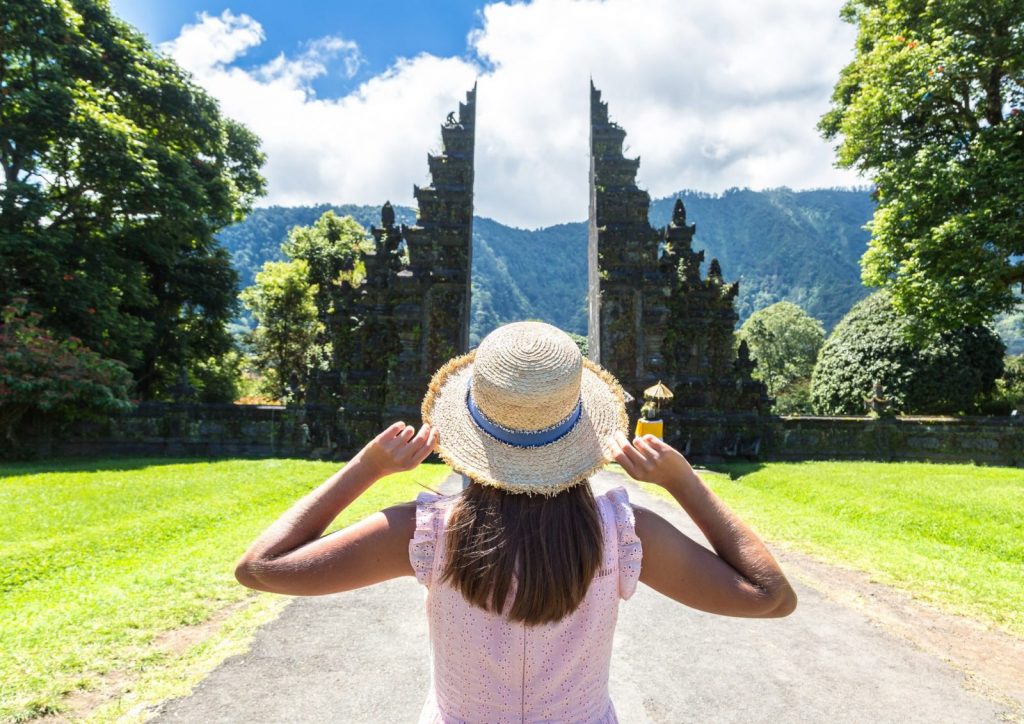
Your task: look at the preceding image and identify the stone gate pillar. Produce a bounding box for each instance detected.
[587,81,768,429]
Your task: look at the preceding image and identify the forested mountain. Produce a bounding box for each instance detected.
[218,188,878,343]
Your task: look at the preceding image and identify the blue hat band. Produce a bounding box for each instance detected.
[466,378,582,448]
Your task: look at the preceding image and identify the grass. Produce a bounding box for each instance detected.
[0,457,451,723]
[629,461,1024,637]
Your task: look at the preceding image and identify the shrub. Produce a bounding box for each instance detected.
[1,299,134,441]
[981,355,1024,415]
[810,291,1004,415]
[189,350,244,403]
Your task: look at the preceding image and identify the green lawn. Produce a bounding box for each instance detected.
[0,458,451,723]
[633,461,1024,637]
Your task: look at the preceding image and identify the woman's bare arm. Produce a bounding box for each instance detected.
[610,432,797,618]
[234,421,438,596]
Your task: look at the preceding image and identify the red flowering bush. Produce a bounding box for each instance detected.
[1,299,134,441]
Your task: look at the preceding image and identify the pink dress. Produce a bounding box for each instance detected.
[409,486,643,724]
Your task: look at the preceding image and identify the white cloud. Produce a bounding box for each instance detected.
[161,1,863,229]
[161,10,264,71]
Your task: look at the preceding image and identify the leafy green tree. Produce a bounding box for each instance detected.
[283,211,372,314]
[995,305,1024,355]
[738,302,825,413]
[188,349,244,404]
[988,354,1024,413]
[1003,355,1024,407]
[239,260,326,403]
[810,291,1004,414]
[281,212,372,392]
[1,298,134,443]
[820,0,1024,333]
[0,0,265,398]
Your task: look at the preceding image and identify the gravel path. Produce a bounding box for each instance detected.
[152,471,1014,722]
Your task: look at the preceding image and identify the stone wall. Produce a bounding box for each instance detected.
[17,402,339,460]
[13,404,1022,468]
[663,413,1024,467]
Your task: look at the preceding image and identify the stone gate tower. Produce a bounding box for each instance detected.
[588,82,767,437]
[328,85,476,449]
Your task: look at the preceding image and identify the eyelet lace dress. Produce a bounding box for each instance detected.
[409,486,643,724]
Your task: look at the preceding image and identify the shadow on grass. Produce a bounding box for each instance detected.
[703,462,766,480]
[0,455,317,477]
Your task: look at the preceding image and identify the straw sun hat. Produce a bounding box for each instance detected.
[421,321,629,496]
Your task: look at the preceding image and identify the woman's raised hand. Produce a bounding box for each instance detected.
[609,431,692,489]
[357,421,439,478]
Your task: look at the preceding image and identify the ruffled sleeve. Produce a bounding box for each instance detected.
[605,486,643,600]
[409,492,444,586]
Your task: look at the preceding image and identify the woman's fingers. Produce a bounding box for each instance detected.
[633,435,659,459]
[376,421,406,442]
[613,431,651,477]
[410,423,431,447]
[645,435,676,455]
[394,424,437,469]
[402,424,431,458]
[411,428,439,465]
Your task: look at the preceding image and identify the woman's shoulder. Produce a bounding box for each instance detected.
[408,490,460,586]
[596,485,643,599]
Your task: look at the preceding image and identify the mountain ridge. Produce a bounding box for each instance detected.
[217,187,878,343]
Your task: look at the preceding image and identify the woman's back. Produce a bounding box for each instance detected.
[411,486,642,724]
[233,321,795,720]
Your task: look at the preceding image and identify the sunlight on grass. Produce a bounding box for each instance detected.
[0,458,450,722]
[633,461,1024,637]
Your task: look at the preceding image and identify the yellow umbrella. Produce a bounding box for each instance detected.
[643,381,674,401]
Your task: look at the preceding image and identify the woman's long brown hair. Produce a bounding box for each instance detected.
[439,481,603,626]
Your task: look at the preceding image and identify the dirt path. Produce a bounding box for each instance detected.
[150,471,1022,723]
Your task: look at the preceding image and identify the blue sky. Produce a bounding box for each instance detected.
[110,0,486,97]
[111,0,862,228]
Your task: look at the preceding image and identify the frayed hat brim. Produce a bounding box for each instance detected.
[421,351,629,496]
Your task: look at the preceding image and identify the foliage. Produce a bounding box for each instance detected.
[283,212,372,400]
[988,354,1024,413]
[0,298,133,442]
[638,460,1024,636]
[218,204,415,293]
[737,302,825,413]
[282,211,374,313]
[810,291,1005,414]
[1002,354,1024,405]
[820,0,1024,334]
[650,188,877,331]
[994,304,1024,355]
[236,211,373,403]
[567,332,589,357]
[239,260,326,403]
[0,0,265,398]
[188,349,244,404]
[0,457,451,722]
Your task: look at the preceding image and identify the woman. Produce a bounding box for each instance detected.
[235,321,796,722]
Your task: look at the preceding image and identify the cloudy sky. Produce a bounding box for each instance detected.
[111,0,864,229]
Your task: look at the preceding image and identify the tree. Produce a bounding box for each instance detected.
[820,0,1024,333]
[0,0,265,397]
[281,212,372,392]
[737,302,825,413]
[283,212,372,295]
[810,291,1005,415]
[1,298,134,443]
[239,260,326,403]
[1001,355,1024,408]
